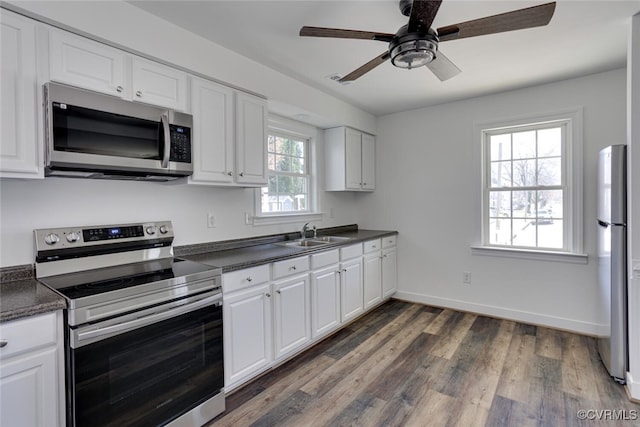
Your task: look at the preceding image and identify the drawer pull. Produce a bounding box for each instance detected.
[289,265,297,271]
[0,340,7,348]
[246,277,253,282]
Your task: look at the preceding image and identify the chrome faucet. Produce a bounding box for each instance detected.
[300,222,310,241]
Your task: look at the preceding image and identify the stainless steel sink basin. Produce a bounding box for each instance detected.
[276,239,330,248]
[311,235,352,243]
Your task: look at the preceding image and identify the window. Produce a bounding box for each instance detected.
[253,115,320,224]
[261,131,309,214]
[476,109,585,261]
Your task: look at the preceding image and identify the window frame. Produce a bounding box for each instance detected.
[472,108,587,263]
[251,115,321,225]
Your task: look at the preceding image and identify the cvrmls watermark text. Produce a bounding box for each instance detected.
[576,409,638,421]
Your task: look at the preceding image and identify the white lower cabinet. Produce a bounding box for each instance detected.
[339,244,364,323]
[223,281,273,390]
[382,246,398,298]
[0,311,65,427]
[311,265,341,339]
[273,273,311,360]
[363,239,382,310]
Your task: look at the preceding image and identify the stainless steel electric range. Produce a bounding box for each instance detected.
[35,221,224,427]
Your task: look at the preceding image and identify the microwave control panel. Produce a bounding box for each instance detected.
[169,125,191,163]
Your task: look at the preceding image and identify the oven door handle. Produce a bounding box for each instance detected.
[72,293,222,348]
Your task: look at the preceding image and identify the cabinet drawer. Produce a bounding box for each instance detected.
[273,256,309,279]
[223,265,270,293]
[0,312,58,359]
[363,239,381,253]
[382,235,397,248]
[340,243,363,261]
[311,249,339,270]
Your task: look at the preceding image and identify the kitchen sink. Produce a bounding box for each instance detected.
[276,239,331,248]
[311,235,352,243]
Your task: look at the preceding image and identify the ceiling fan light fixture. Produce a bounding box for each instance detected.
[390,38,437,70]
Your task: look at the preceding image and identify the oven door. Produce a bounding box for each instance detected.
[68,292,223,427]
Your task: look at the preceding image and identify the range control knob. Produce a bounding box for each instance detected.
[146,226,156,235]
[44,233,60,245]
[158,225,169,234]
[66,232,80,243]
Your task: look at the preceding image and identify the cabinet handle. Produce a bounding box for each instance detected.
[227,171,233,176]
[289,265,297,271]
[0,339,7,348]
[246,277,252,282]
[239,172,245,177]
[276,290,281,294]
[136,90,142,97]
[116,86,124,93]
[363,182,367,186]
[343,269,347,273]
[336,270,341,275]
[266,293,271,298]
[372,245,377,249]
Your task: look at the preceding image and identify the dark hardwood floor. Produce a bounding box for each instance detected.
[208,300,639,426]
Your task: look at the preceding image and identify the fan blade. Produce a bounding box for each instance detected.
[426,50,461,81]
[408,0,443,33]
[437,2,556,42]
[339,51,391,82]
[300,26,394,42]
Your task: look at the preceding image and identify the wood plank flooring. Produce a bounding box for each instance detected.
[207,300,640,427]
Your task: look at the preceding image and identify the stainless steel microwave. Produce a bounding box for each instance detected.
[43,82,193,181]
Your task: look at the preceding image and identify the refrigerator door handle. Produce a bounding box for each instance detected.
[598,220,610,228]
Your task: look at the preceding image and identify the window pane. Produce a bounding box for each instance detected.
[538,127,561,157]
[512,191,530,214]
[538,219,564,249]
[275,155,291,172]
[490,134,511,161]
[512,159,537,187]
[489,191,511,218]
[537,157,561,186]
[537,189,563,218]
[512,131,536,159]
[491,161,511,187]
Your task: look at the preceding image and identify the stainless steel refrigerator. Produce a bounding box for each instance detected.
[597,144,627,384]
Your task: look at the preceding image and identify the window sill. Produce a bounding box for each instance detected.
[471,246,588,264]
[249,212,324,226]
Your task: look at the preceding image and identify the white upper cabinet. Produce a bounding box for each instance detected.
[49,30,126,98]
[235,92,268,186]
[325,126,375,191]
[0,9,42,178]
[189,77,235,184]
[189,79,267,187]
[131,57,187,111]
[49,30,187,111]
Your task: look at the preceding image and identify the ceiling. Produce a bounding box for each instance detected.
[129,0,640,117]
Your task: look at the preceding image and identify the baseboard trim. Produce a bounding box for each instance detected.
[393,291,604,336]
[626,372,640,402]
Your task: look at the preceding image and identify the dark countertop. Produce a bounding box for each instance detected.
[0,226,396,321]
[1,278,67,323]
[182,229,397,273]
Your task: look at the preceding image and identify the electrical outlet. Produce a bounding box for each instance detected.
[463,272,472,284]
[207,212,216,228]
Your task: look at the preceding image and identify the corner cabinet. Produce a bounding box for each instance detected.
[0,311,65,427]
[325,127,375,191]
[0,9,42,178]
[189,77,267,187]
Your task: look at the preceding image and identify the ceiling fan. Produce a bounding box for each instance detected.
[299,0,556,83]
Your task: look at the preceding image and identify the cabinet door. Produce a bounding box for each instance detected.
[363,252,382,310]
[361,133,375,190]
[1,11,41,178]
[0,347,59,427]
[131,57,187,111]
[273,274,311,359]
[49,30,125,97]
[344,128,363,190]
[190,78,234,183]
[311,266,341,339]
[340,259,363,322]
[235,92,267,186]
[223,283,272,389]
[382,247,398,298]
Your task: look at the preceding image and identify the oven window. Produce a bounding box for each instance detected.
[70,303,223,427]
[53,104,162,160]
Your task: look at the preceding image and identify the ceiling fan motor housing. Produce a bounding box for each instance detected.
[389,25,439,69]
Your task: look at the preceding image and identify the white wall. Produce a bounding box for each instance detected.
[626,12,640,400]
[357,69,627,335]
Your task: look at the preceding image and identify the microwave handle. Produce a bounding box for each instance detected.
[161,113,170,168]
